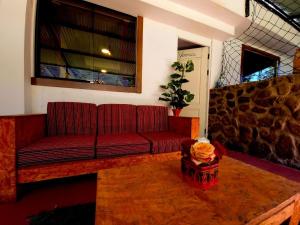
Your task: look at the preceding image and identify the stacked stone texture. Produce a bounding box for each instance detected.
[209,74,300,170]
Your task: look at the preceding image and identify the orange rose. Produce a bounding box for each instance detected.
[190,142,215,162]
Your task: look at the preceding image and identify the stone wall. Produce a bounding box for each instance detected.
[208,74,300,170]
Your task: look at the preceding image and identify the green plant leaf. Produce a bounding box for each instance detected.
[167,82,177,91]
[162,93,171,97]
[171,62,181,68]
[179,78,189,83]
[176,100,188,108]
[182,90,190,95]
[159,97,171,102]
[159,60,195,109]
[171,61,184,71]
[169,80,181,88]
[160,85,168,89]
[185,94,195,102]
[170,73,181,79]
[185,60,194,72]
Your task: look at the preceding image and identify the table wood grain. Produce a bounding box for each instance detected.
[95,155,300,225]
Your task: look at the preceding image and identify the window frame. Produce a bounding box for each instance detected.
[31,0,143,93]
[240,44,280,83]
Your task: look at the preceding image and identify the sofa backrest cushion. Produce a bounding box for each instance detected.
[98,104,137,135]
[47,102,97,136]
[137,105,169,133]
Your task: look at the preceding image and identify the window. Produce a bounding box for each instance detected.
[240,45,280,83]
[32,0,143,93]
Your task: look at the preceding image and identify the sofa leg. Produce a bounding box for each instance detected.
[0,181,17,202]
[0,118,17,202]
[0,155,17,203]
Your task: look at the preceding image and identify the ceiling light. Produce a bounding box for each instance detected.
[101,69,107,73]
[101,48,111,56]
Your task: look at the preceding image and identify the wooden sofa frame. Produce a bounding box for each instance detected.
[0,114,199,202]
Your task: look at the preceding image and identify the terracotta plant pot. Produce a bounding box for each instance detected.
[172,108,182,117]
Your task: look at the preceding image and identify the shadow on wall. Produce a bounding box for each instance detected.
[208,74,300,170]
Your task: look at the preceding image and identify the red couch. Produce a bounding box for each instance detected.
[0,102,199,202]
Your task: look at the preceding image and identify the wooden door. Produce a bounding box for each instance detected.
[178,47,209,137]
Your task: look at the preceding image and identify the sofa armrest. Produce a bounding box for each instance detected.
[168,116,199,139]
[14,114,47,149]
[0,114,46,202]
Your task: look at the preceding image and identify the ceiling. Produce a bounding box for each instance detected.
[169,0,245,27]
[91,0,248,41]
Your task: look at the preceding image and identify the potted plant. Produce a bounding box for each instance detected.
[159,60,195,116]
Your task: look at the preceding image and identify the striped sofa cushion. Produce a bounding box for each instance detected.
[96,133,150,158]
[137,105,169,133]
[17,135,95,167]
[98,104,137,135]
[47,102,97,136]
[140,131,190,154]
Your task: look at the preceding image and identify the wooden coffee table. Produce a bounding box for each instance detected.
[95,153,300,225]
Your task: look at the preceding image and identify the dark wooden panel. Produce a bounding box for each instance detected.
[136,16,143,93]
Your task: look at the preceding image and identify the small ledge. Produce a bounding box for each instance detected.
[31,77,140,93]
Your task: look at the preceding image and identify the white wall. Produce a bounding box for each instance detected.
[209,40,223,88]
[24,0,35,113]
[31,18,178,113]
[0,0,27,115]
[0,0,227,115]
